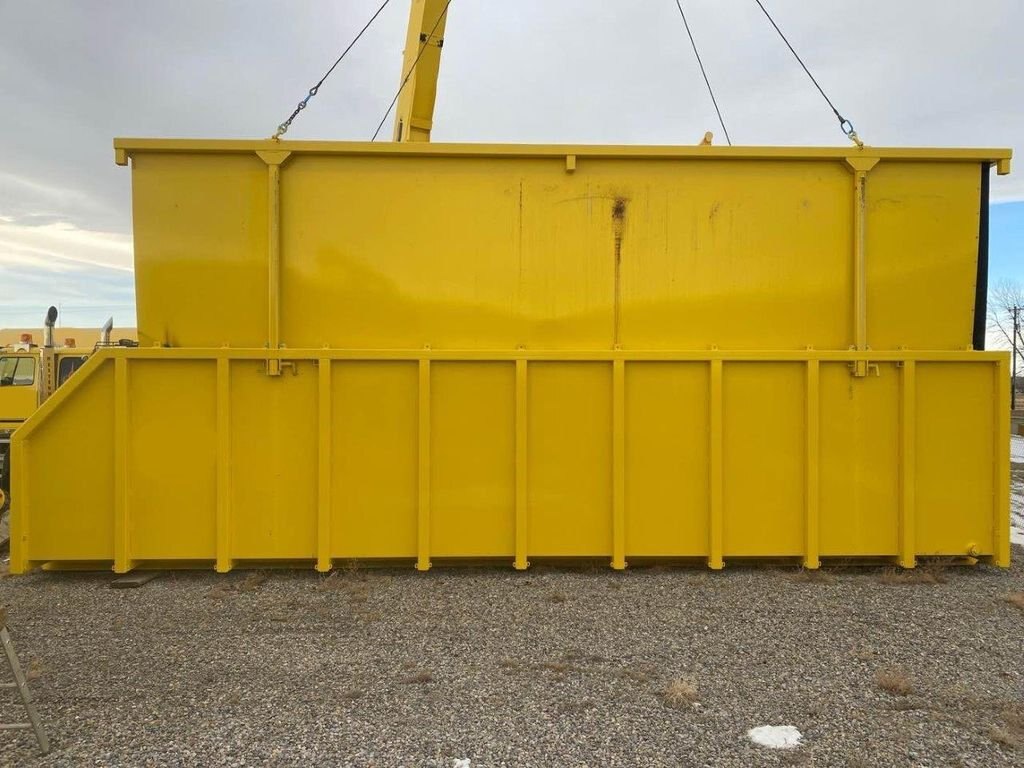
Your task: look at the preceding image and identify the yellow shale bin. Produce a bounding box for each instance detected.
[9,140,1013,572]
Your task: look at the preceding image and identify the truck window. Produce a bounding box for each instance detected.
[57,356,88,386]
[0,356,35,387]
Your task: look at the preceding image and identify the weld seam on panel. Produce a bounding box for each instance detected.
[899,361,916,568]
[317,359,333,572]
[216,358,232,573]
[514,359,529,570]
[612,360,626,570]
[805,360,820,569]
[709,360,724,570]
[417,359,431,571]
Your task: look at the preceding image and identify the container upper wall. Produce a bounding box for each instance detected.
[117,140,1012,351]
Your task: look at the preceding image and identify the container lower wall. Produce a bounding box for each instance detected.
[10,348,1010,572]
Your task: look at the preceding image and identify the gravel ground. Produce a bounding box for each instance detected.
[1,497,1023,766]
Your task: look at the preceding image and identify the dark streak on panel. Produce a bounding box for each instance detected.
[612,197,628,347]
[518,180,524,291]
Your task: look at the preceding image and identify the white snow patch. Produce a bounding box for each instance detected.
[1012,489,1024,546]
[1011,436,1024,546]
[1012,434,1024,464]
[747,725,803,749]
[453,760,471,768]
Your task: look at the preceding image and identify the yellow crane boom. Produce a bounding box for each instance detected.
[393,0,450,142]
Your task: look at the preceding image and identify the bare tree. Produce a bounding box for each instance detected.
[987,279,1023,351]
[988,279,1023,409]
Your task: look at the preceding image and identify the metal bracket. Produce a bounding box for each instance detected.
[265,360,298,376]
[850,360,880,378]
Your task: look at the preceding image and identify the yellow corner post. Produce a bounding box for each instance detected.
[255,150,291,375]
[317,357,333,573]
[215,357,233,573]
[845,156,879,377]
[113,357,133,573]
[514,358,529,570]
[417,357,432,571]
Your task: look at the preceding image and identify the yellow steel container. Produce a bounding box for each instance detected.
[8,140,1013,573]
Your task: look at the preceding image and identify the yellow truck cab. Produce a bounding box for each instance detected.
[0,349,40,433]
[0,343,91,429]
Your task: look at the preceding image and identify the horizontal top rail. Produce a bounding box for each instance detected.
[113,138,1013,173]
[76,347,1011,362]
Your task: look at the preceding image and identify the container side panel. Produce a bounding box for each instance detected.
[280,156,614,350]
[618,160,853,350]
[866,162,980,350]
[15,349,1006,570]
[819,363,900,556]
[430,363,515,557]
[229,361,317,559]
[527,363,612,556]
[722,363,804,556]
[28,361,115,561]
[624,362,710,556]
[131,154,268,348]
[915,363,994,555]
[129,150,989,352]
[128,360,216,559]
[332,362,418,558]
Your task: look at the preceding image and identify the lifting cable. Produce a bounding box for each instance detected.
[271,0,395,140]
[370,0,455,141]
[673,1,732,146]
[752,0,863,147]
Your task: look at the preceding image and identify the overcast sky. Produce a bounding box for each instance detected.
[1,0,1022,329]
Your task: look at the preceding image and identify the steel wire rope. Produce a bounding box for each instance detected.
[272,0,395,139]
[752,0,863,145]
[673,0,732,145]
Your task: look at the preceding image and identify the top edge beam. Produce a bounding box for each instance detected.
[75,347,1011,363]
[112,138,1012,169]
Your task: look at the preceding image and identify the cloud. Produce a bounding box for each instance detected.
[0,258,135,329]
[0,220,133,273]
[0,172,106,212]
[0,216,134,327]
[0,170,123,233]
